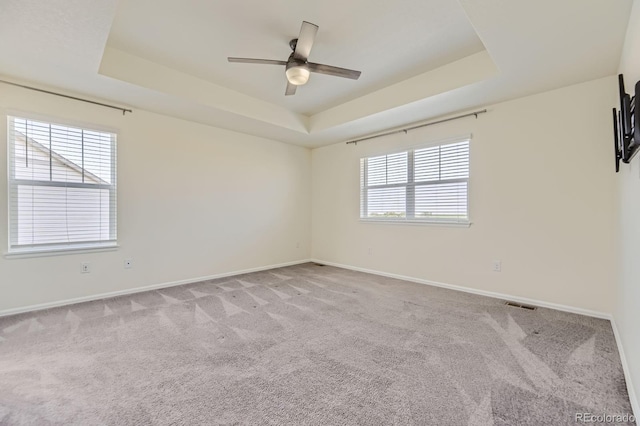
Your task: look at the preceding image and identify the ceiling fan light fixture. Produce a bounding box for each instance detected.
[285,63,310,85]
[228,21,361,96]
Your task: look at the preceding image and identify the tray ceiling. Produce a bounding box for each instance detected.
[0,0,633,147]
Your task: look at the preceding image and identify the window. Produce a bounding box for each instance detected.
[8,116,117,254]
[360,138,469,224]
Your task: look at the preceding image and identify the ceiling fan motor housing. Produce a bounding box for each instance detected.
[285,57,310,85]
[227,21,360,95]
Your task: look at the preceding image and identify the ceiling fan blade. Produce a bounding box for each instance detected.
[293,21,319,60]
[228,57,287,65]
[307,62,362,80]
[285,82,297,96]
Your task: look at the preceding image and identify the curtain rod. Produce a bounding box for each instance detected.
[0,79,133,115]
[345,109,487,145]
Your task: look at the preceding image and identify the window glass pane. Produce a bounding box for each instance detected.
[16,186,112,245]
[50,124,83,183]
[366,152,407,186]
[366,186,406,218]
[386,152,408,184]
[440,141,469,180]
[414,146,439,182]
[12,119,52,181]
[415,182,468,220]
[366,155,386,186]
[83,130,113,184]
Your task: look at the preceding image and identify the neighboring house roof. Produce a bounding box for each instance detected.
[15,131,109,185]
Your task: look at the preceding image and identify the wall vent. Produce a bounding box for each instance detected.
[504,301,537,311]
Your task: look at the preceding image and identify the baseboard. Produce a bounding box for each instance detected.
[313,258,640,415]
[0,258,313,318]
[610,317,639,418]
[3,256,637,415]
[312,258,640,415]
[311,259,611,319]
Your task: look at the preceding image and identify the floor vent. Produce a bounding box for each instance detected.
[504,301,537,311]
[313,263,325,267]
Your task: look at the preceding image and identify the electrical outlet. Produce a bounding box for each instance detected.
[124,259,133,269]
[296,242,300,249]
[492,260,502,272]
[368,247,372,255]
[81,262,91,274]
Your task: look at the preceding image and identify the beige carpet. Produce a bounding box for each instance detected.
[0,263,635,425]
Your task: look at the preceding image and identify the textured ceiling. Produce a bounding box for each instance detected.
[0,0,633,147]
[107,0,485,115]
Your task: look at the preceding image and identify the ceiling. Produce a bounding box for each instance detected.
[107,0,485,116]
[0,0,633,148]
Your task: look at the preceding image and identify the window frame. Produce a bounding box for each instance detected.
[6,113,119,257]
[359,136,471,226]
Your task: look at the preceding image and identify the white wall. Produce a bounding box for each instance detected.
[0,36,634,411]
[312,76,617,314]
[0,83,311,312]
[617,0,640,413]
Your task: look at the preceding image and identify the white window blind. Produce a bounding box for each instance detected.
[8,116,117,253]
[360,139,469,223]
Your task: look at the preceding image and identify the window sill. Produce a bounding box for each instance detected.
[359,218,471,228]
[4,244,119,259]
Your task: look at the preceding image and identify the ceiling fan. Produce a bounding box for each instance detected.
[228,21,362,96]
